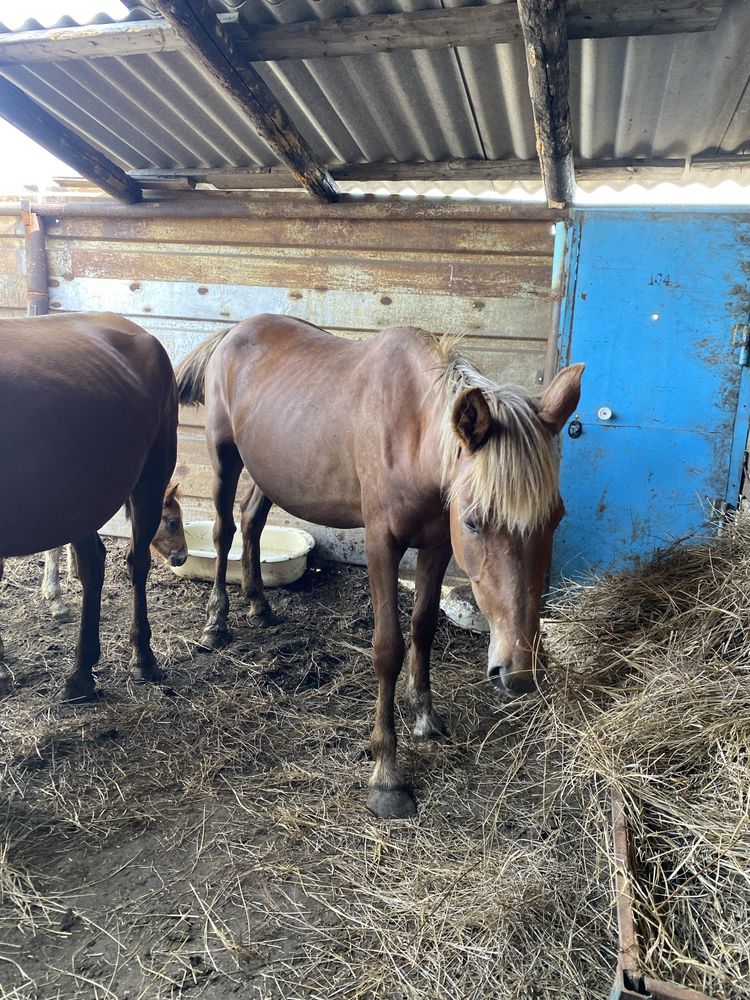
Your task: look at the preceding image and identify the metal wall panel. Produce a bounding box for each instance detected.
[5,200,556,561]
[0,215,26,318]
[553,209,750,582]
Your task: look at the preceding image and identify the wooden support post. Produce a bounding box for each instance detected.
[149,0,339,203]
[0,76,142,204]
[516,0,576,208]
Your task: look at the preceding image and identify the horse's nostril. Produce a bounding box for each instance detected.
[487,663,506,689]
[487,663,537,695]
[171,550,188,567]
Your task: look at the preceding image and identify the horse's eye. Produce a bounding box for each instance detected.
[464,519,479,534]
[168,518,180,531]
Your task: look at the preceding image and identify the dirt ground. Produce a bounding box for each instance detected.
[0,541,615,1000]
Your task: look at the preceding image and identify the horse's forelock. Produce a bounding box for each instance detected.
[436,351,559,534]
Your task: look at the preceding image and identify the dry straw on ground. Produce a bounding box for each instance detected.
[0,517,749,999]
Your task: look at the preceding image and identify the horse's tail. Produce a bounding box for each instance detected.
[174,327,232,406]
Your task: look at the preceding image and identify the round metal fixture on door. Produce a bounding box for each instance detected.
[568,419,583,439]
[597,406,613,421]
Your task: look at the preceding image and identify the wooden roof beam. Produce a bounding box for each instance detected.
[516,0,576,209]
[149,0,339,203]
[0,75,142,203]
[130,153,750,190]
[0,2,727,65]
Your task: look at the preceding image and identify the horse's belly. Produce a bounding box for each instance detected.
[0,413,148,557]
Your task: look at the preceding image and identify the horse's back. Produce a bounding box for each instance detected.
[0,313,176,557]
[205,315,443,530]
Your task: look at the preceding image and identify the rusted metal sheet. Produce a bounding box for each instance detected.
[0,216,30,316]
[45,215,557,256]
[47,245,552,300]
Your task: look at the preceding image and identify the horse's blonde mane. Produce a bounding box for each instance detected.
[426,333,559,534]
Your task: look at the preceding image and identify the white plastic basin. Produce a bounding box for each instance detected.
[171,520,315,587]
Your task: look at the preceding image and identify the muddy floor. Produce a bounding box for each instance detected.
[0,541,614,1000]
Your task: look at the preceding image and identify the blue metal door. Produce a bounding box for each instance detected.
[552,210,750,582]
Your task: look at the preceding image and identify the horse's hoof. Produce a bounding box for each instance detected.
[50,603,70,622]
[130,660,165,684]
[412,711,448,740]
[60,676,96,703]
[366,787,418,820]
[249,608,279,628]
[199,629,229,651]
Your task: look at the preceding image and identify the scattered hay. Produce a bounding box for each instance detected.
[0,517,749,998]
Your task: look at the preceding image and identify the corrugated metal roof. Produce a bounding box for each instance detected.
[0,0,748,195]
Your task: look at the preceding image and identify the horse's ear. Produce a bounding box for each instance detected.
[537,363,584,435]
[163,481,179,505]
[452,387,492,451]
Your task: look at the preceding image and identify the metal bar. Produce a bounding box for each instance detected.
[611,788,644,989]
[643,978,716,1000]
[0,196,562,222]
[544,217,572,385]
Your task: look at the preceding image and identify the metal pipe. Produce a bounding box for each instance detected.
[0,195,563,223]
[611,787,644,991]
[21,199,49,317]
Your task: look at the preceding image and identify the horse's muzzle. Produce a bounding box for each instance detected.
[170,548,189,567]
[487,662,540,695]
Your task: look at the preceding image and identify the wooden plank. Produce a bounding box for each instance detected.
[516,0,576,209]
[56,246,553,299]
[149,0,338,203]
[0,3,725,64]
[0,75,142,204]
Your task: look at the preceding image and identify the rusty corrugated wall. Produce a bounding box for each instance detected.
[2,197,559,559]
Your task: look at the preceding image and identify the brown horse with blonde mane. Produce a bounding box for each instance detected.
[0,312,186,700]
[176,314,583,818]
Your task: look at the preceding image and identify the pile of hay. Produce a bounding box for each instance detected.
[0,517,749,999]
[544,518,750,998]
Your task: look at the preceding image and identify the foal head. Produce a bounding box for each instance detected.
[442,364,583,695]
[151,482,188,567]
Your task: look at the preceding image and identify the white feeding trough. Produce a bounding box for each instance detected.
[171,520,315,587]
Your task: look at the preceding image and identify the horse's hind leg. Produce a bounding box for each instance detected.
[41,547,70,621]
[61,532,106,702]
[0,559,10,694]
[202,440,243,649]
[127,467,166,684]
[240,485,277,627]
[408,542,452,739]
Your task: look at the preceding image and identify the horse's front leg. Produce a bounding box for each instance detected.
[365,529,415,819]
[409,541,453,739]
[61,533,106,701]
[240,484,277,626]
[202,441,243,648]
[41,547,70,621]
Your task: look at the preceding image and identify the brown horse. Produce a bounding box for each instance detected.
[9,481,188,622]
[0,312,185,700]
[176,315,583,818]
